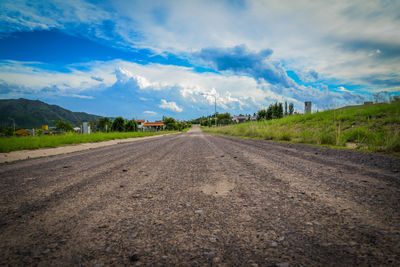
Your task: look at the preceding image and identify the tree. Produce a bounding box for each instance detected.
[257,109,268,121]
[285,101,288,116]
[289,103,294,115]
[125,119,138,132]
[4,126,14,136]
[176,121,184,131]
[217,112,232,125]
[55,120,73,132]
[163,117,176,130]
[111,117,125,132]
[277,102,284,118]
[97,117,112,132]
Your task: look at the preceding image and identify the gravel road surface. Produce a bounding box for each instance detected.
[1,125,399,266]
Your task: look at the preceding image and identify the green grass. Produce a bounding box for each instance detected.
[203,102,400,153]
[0,131,175,153]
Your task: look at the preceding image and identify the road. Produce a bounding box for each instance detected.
[0,125,399,266]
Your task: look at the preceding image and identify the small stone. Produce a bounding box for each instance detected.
[195,209,203,214]
[213,257,220,263]
[276,263,289,267]
[74,254,82,263]
[130,254,139,262]
[122,169,128,172]
[278,236,285,242]
[270,241,278,247]
[130,233,138,239]
[42,249,50,254]
[120,185,124,188]
[49,243,58,249]
[348,241,357,246]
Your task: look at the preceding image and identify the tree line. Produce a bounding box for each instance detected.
[257,101,294,121]
[189,101,296,126]
[0,116,191,136]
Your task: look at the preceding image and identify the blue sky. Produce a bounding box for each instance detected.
[0,0,399,120]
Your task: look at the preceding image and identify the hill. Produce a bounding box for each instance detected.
[0,98,101,128]
[203,102,400,153]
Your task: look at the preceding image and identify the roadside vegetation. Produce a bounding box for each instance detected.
[203,101,400,153]
[0,131,173,153]
[0,116,191,152]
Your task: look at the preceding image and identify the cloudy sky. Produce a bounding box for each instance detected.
[0,0,399,119]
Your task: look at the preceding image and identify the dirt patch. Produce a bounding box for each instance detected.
[200,180,235,196]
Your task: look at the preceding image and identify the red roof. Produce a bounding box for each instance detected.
[137,119,146,123]
[143,122,165,127]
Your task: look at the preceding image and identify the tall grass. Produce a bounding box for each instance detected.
[0,131,172,153]
[203,102,400,153]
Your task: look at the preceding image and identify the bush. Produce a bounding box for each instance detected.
[112,117,125,132]
[55,120,73,132]
[125,119,138,132]
[385,132,400,152]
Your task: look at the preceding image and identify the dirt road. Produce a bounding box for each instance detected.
[1,125,399,266]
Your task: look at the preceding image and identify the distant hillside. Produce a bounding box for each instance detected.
[0,98,101,128]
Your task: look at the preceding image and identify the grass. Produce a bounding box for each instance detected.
[0,131,175,153]
[203,102,400,153]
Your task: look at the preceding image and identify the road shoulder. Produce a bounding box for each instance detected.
[0,133,178,164]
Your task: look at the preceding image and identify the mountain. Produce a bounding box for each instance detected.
[0,98,102,128]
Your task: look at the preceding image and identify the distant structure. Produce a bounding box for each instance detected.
[137,119,148,129]
[364,101,373,105]
[232,115,256,123]
[82,122,91,134]
[304,101,312,114]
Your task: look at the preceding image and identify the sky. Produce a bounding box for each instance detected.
[0,0,399,120]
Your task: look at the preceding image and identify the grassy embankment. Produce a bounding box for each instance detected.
[0,131,175,153]
[203,102,400,153]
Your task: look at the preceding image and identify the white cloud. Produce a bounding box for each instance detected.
[143,110,157,115]
[0,58,370,116]
[159,99,183,112]
[1,0,399,93]
[338,86,351,93]
[0,60,115,91]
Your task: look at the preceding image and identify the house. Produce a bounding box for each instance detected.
[143,121,165,131]
[15,129,31,136]
[232,115,256,123]
[137,119,148,129]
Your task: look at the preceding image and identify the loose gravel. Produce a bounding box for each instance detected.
[0,125,399,266]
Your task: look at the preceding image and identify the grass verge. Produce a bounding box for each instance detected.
[0,131,175,153]
[202,102,400,153]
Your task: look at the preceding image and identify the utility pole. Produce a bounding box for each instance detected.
[9,118,15,134]
[201,93,217,127]
[214,95,217,127]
